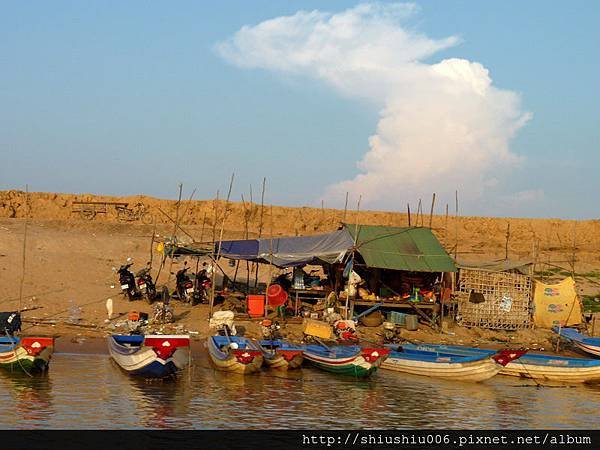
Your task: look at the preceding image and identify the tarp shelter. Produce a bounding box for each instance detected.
[348,225,457,273]
[219,229,353,267]
[217,225,456,272]
[533,277,582,328]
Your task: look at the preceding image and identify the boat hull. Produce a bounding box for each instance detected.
[0,337,54,374]
[207,336,264,374]
[553,327,600,357]
[108,335,190,379]
[302,346,387,378]
[381,355,501,382]
[403,344,600,384]
[259,340,304,370]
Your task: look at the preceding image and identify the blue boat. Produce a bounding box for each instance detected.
[553,326,600,358]
[108,334,190,378]
[207,335,263,374]
[258,339,304,370]
[381,344,524,382]
[398,343,600,384]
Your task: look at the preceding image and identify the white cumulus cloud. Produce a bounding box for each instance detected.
[216,2,533,212]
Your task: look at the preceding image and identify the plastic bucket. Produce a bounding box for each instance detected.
[247,295,265,318]
[267,284,288,307]
[405,314,419,331]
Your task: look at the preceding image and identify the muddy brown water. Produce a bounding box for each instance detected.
[1,351,599,429]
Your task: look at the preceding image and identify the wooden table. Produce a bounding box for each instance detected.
[290,288,330,315]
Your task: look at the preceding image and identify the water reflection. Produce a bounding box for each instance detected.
[1,353,599,429]
[0,371,54,428]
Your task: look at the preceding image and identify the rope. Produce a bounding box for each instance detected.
[4,330,33,378]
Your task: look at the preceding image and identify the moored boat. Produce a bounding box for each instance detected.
[302,344,389,378]
[0,336,55,374]
[381,345,526,382]
[207,335,263,374]
[553,327,600,357]
[411,343,600,384]
[108,334,190,378]
[258,339,304,370]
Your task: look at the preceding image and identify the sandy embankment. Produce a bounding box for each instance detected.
[0,190,598,354]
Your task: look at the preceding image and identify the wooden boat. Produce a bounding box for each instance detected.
[0,336,54,374]
[399,343,600,384]
[302,344,389,378]
[258,339,304,370]
[108,334,190,378]
[381,345,526,382]
[207,335,263,374]
[553,327,600,357]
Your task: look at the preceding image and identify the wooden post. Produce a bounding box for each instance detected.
[407,203,411,227]
[571,222,577,278]
[149,216,157,266]
[209,173,235,319]
[428,193,436,229]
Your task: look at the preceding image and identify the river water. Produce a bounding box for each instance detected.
[1,352,598,429]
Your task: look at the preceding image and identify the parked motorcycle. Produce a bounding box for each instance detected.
[116,261,138,301]
[136,263,157,304]
[175,264,196,303]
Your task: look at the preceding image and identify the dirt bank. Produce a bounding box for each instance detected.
[1,190,599,352]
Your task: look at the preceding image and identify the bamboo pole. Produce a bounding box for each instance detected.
[199,211,207,242]
[209,173,235,319]
[444,203,449,247]
[343,191,349,223]
[454,190,459,261]
[504,222,511,261]
[211,190,220,244]
[166,184,183,283]
[264,205,274,319]
[254,177,266,288]
[18,185,30,312]
[347,195,362,320]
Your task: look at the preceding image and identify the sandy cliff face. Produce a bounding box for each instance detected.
[2,190,599,272]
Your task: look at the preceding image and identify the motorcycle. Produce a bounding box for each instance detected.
[116,261,138,301]
[175,264,196,303]
[136,264,157,304]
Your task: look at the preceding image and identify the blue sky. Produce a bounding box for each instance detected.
[1,1,598,218]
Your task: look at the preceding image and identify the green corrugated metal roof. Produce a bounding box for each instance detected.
[345,224,457,272]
